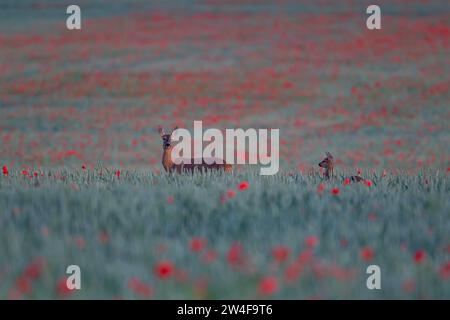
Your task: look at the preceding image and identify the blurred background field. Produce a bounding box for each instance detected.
[0,0,449,299]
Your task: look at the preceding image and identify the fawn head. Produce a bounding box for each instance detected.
[318,152,334,178]
[159,126,178,150]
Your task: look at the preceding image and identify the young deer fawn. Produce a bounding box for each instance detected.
[159,126,232,174]
[318,152,364,182]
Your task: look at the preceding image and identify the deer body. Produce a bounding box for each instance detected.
[160,126,232,174]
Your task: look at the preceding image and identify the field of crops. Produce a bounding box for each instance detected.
[0,168,449,299]
[0,0,449,299]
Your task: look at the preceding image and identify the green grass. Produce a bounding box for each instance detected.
[1,168,449,299]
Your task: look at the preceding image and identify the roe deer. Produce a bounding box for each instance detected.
[318,152,364,182]
[318,152,335,179]
[159,126,232,174]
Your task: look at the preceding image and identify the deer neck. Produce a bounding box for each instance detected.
[325,165,334,178]
[162,147,174,171]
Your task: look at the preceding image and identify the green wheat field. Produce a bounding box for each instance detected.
[1,168,449,299]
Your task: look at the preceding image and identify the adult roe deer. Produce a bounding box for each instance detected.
[318,152,364,182]
[159,126,233,173]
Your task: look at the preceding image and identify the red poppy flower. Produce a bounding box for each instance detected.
[174,269,189,283]
[16,276,32,295]
[331,187,340,195]
[194,278,208,297]
[25,257,46,280]
[154,261,174,279]
[340,238,349,248]
[414,250,426,264]
[227,242,244,266]
[360,247,374,262]
[343,178,351,186]
[7,289,22,300]
[202,250,218,263]
[305,236,319,249]
[98,231,109,244]
[115,170,121,178]
[283,81,294,89]
[402,280,415,293]
[272,246,290,263]
[166,195,174,204]
[317,183,325,194]
[190,237,207,252]
[73,236,86,250]
[22,169,29,177]
[227,189,236,198]
[128,277,153,298]
[365,180,373,187]
[3,165,9,176]
[284,262,302,282]
[368,213,377,221]
[259,276,278,296]
[298,250,313,264]
[56,277,73,297]
[439,261,450,279]
[82,164,86,170]
[238,181,249,191]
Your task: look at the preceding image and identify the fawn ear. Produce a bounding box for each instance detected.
[326,152,333,159]
[158,126,165,136]
[171,126,179,135]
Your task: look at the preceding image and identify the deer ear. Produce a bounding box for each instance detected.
[158,126,164,136]
[326,152,333,159]
[171,126,179,135]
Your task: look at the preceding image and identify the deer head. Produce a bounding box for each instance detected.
[318,152,334,179]
[158,126,178,150]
